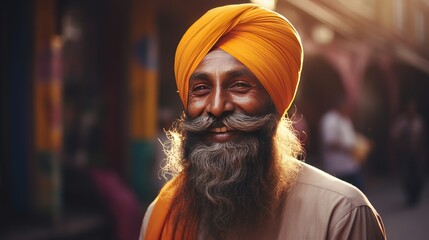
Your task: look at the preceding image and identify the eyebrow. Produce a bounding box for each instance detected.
[190,72,209,81]
[227,69,255,80]
[190,68,257,81]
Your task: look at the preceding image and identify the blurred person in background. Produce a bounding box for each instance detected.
[140,4,386,240]
[391,99,427,207]
[320,98,371,191]
[63,104,142,240]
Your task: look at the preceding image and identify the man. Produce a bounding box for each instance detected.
[391,99,427,207]
[320,98,366,190]
[140,4,386,240]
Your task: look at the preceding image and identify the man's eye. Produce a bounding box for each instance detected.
[194,85,207,91]
[236,83,247,87]
[231,82,251,90]
[191,84,210,94]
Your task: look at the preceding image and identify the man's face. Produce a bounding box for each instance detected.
[187,48,273,144]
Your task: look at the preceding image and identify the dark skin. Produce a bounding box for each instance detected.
[187,48,273,144]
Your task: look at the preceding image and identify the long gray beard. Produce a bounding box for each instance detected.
[178,113,279,238]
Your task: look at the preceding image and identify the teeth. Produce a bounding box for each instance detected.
[211,127,228,133]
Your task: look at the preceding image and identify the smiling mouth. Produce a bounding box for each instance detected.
[210,126,230,133]
[204,126,242,143]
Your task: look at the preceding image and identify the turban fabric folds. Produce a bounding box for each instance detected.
[174,4,303,115]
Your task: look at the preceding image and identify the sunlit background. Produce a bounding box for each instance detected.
[1,0,429,239]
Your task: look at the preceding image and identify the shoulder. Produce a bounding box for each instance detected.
[144,200,157,224]
[293,162,371,207]
[139,200,156,240]
[138,178,179,239]
[286,162,378,226]
[280,163,386,239]
[291,163,385,236]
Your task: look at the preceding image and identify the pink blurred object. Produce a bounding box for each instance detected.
[90,168,142,240]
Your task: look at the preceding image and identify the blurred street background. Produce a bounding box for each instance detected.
[366,176,429,240]
[1,0,429,239]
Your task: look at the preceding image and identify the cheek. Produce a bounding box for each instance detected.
[187,99,207,118]
[235,95,273,115]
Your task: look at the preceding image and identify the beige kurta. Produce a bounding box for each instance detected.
[140,162,386,240]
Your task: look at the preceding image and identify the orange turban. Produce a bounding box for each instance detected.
[174,3,303,115]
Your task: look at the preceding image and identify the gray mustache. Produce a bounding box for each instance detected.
[183,113,277,133]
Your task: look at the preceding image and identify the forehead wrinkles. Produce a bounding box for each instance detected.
[190,49,262,88]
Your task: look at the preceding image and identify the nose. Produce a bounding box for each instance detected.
[206,87,233,117]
